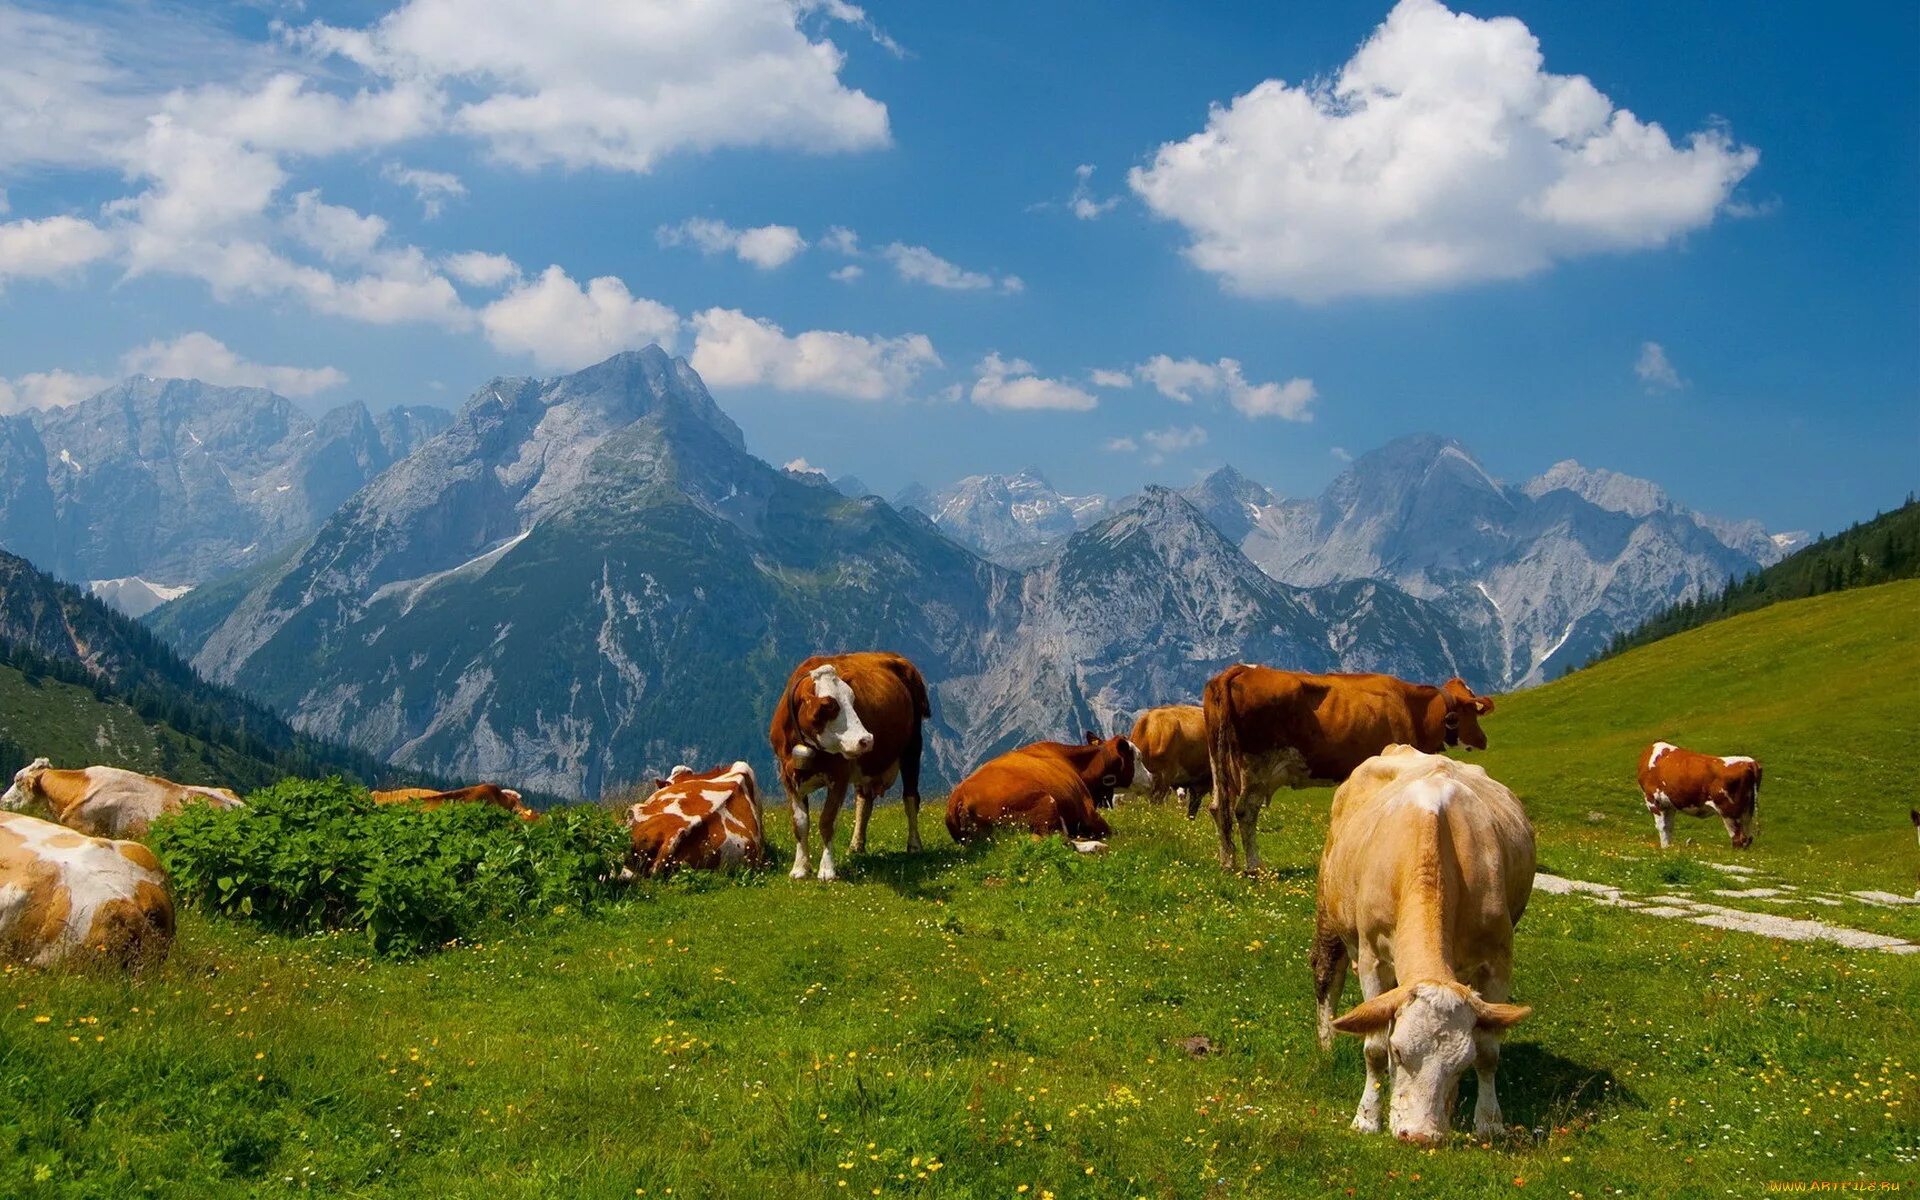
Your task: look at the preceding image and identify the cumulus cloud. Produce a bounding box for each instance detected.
[883,242,1022,293]
[121,332,348,397]
[970,354,1098,412]
[1136,355,1316,421]
[441,250,521,288]
[828,264,863,283]
[294,0,891,172]
[782,456,826,475]
[381,162,466,217]
[1102,435,1138,453]
[480,265,681,369]
[1130,0,1760,300]
[1635,341,1683,392]
[0,215,114,283]
[1068,164,1120,220]
[689,308,939,401]
[1142,424,1209,454]
[657,218,808,269]
[0,369,113,415]
[1088,368,1134,389]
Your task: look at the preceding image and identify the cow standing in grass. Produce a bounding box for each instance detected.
[945,734,1133,852]
[769,652,930,881]
[0,810,174,970]
[1129,705,1210,813]
[1203,666,1496,874]
[1637,742,1761,849]
[2,758,242,839]
[1314,746,1535,1143]
[625,762,767,878]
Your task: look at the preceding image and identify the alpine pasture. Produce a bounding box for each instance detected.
[3,583,1916,1197]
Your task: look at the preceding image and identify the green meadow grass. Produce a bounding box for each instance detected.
[3,584,1918,1197]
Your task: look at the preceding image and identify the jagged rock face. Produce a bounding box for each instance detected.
[915,468,1108,564]
[0,377,447,587]
[1206,436,1788,686]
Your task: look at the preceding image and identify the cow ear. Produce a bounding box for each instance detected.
[1331,986,1408,1036]
[1473,696,1495,715]
[1084,731,1100,744]
[1470,997,1531,1030]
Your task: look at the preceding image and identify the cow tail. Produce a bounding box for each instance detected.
[899,658,932,721]
[1205,666,1246,809]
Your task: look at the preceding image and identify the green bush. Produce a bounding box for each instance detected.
[150,777,629,956]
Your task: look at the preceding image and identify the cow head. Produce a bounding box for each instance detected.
[1084,735,1136,796]
[1332,980,1530,1145]
[795,664,875,758]
[1440,679,1494,751]
[2,757,51,811]
[1711,767,1759,849]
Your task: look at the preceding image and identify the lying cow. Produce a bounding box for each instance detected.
[625,762,767,878]
[945,734,1133,852]
[2,758,242,839]
[1203,666,1495,872]
[769,652,930,881]
[0,811,175,971]
[1637,742,1760,849]
[1314,747,1535,1144]
[371,784,537,821]
[1129,705,1210,813]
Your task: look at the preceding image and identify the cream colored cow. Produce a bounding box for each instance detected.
[1311,746,1535,1144]
[2,759,242,839]
[0,811,175,970]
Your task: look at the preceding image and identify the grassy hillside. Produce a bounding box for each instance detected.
[2,584,1915,1198]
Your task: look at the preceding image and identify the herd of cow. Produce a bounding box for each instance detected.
[0,648,1784,1144]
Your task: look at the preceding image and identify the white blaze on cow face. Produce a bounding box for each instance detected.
[806,665,874,757]
[1386,985,1478,1144]
[2,758,50,811]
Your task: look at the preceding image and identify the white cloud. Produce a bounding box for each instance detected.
[0,369,112,415]
[828,264,863,283]
[286,191,390,264]
[382,162,466,217]
[970,353,1098,412]
[1088,368,1134,389]
[1635,340,1683,392]
[1142,424,1209,454]
[1129,0,1759,300]
[295,0,891,172]
[1136,355,1315,421]
[882,242,1021,293]
[658,218,808,269]
[0,215,113,282]
[1103,435,1138,453]
[1069,164,1120,220]
[821,226,861,256]
[442,250,521,289]
[782,456,826,475]
[689,307,938,401]
[1331,446,1353,463]
[480,265,681,370]
[121,332,348,397]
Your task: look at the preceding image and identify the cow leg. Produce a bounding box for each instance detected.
[1471,964,1513,1137]
[1236,789,1265,876]
[788,789,813,880]
[1312,921,1350,1052]
[816,781,848,881]
[1653,806,1674,849]
[900,723,925,853]
[1212,780,1239,872]
[849,789,874,855]
[1352,955,1395,1133]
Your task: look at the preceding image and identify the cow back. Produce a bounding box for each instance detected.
[0,812,174,970]
[627,764,765,877]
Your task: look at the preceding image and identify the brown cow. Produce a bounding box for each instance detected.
[1637,742,1760,849]
[371,784,537,821]
[0,811,175,971]
[625,762,767,878]
[1314,747,1534,1143]
[945,735,1133,850]
[769,652,930,880]
[1129,705,1210,813]
[2,759,242,839]
[1203,666,1496,872]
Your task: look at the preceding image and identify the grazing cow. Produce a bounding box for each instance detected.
[625,762,767,878]
[371,784,537,821]
[769,652,930,881]
[1203,667,1496,873]
[0,811,174,970]
[2,758,242,840]
[1637,743,1761,849]
[1129,705,1210,813]
[946,735,1133,851]
[1313,747,1535,1144]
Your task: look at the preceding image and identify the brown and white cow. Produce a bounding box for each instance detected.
[1637,742,1761,849]
[1129,705,1210,813]
[945,735,1133,851]
[371,783,537,821]
[1313,747,1535,1144]
[0,811,175,971]
[1203,666,1496,872]
[2,759,243,840]
[625,762,767,878]
[769,652,931,880]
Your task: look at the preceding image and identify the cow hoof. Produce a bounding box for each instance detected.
[1070,839,1108,855]
[1350,1112,1382,1134]
[789,864,810,880]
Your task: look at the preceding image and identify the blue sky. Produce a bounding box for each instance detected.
[0,0,1912,536]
